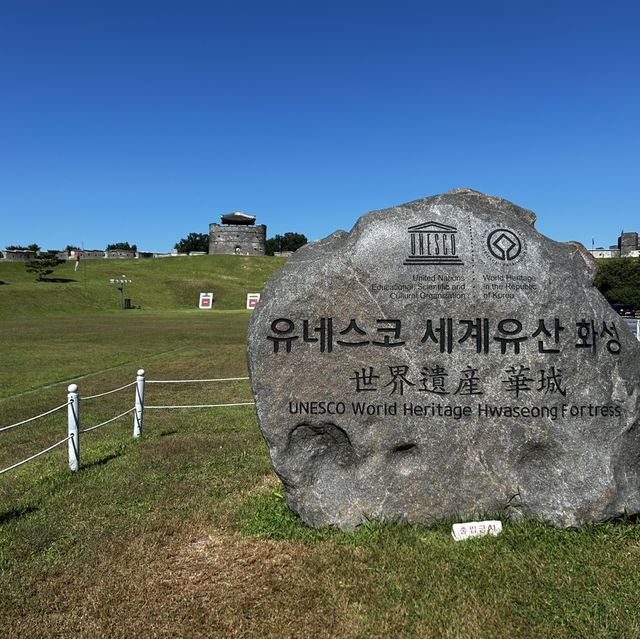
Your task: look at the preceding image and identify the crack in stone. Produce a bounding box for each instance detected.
[347,263,385,318]
[468,447,507,499]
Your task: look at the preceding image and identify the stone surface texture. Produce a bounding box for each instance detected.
[247,189,640,530]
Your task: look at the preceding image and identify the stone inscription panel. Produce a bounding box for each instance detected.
[269,313,624,425]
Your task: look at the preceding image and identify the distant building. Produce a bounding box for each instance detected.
[589,232,640,259]
[209,212,266,255]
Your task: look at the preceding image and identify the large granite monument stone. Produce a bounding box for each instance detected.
[247,189,640,529]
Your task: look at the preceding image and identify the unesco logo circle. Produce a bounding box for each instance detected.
[486,229,522,262]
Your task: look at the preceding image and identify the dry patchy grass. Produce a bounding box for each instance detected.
[2,525,364,639]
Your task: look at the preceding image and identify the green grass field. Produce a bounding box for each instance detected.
[1,257,639,638]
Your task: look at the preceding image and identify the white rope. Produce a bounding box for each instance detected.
[80,407,135,434]
[83,381,136,401]
[0,435,73,475]
[146,377,249,384]
[0,401,72,433]
[145,402,255,409]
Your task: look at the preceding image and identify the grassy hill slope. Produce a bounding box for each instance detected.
[0,254,286,319]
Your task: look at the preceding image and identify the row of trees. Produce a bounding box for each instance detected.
[5,244,41,252]
[594,257,640,310]
[106,242,137,251]
[265,232,307,255]
[174,233,209,253]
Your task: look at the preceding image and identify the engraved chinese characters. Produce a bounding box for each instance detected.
[247,188,640,530]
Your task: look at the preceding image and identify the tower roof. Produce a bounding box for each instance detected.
[220,211,256,225]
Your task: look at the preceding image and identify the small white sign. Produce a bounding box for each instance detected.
[199,292,214,309]
[246,293,260,310]
[452,520,502,542]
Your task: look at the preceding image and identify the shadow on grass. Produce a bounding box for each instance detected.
[40,278,77,283]
[81,450,124,471]
[0,505,38,525]
[607,511,640,525]
[160,429,179,437]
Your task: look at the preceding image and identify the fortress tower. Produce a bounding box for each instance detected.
[208,212,266,256]
[619,232,640,257]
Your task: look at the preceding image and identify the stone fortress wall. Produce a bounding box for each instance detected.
[1,250,38,261]
[589,232,640,259]
[2,248,237,261]
[3,211,268,261]
[1,250,152,261]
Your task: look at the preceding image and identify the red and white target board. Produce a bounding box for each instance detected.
[199,292,214,309]
[246,293,260,310]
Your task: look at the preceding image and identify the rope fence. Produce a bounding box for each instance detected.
[0,370,254,476]
[0,435,74,476]
[83,381,136,401]
[146,402,255,409]
[0,401,71,433]
[79,407,136,434]
[146,377,249,384]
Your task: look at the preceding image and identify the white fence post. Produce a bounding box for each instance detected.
[133,369,145,438]
[67,384,80,471]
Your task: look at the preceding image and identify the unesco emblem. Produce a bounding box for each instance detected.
[486,228,522,262]
[403,221,464,266]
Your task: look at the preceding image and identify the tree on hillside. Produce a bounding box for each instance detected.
[265,232,307,256]
[174,232,209,253]
[25,251,65,281]
[106,242,137,251]
[595,257,640,310]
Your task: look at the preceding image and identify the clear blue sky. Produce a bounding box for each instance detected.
[1,0,638,253]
